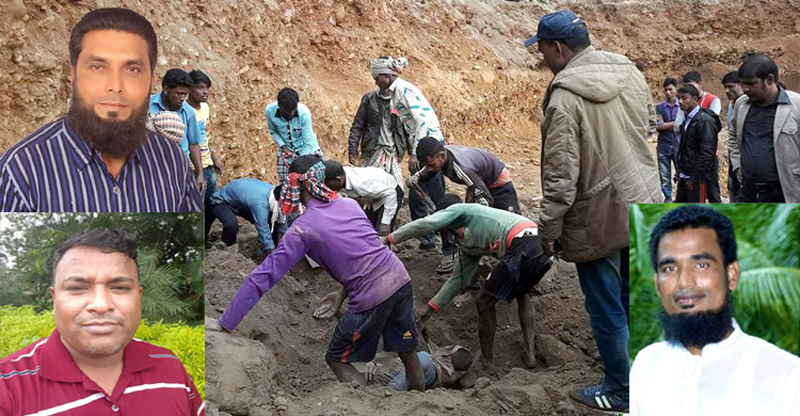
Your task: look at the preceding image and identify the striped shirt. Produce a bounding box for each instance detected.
[0,117,203,212]
[0,329,205,416]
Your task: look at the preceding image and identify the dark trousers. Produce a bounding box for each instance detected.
[203,166,218,237]
[675,178,708,203]
[706,157,721,203]
[209,203,242,246]
[410,171,455,254]
[489,182,521,214]
[727,160,742,203]
[741,180,785,203]
[365,186,405,231]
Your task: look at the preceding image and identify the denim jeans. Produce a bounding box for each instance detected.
[203,166,218,238]
[576,248,630,396]
[409,171,455,254]
[656,151,676,202]
[386,351,437,390]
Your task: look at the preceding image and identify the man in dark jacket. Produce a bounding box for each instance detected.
[348,89,410,187]
[675,85,722,203]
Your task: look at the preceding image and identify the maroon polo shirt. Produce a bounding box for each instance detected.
[0,329,204,416]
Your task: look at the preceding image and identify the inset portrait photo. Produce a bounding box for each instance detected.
[629,204,800,415]
[0,213,205,415]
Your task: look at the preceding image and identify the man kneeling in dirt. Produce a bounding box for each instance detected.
[385,194,553,370]
[216,155,425,390]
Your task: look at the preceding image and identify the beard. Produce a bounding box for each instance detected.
[659,291,734,350]
[67,85,150,159]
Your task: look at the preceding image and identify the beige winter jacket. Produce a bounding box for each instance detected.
[539,46,661,264]
[728,89,800,202]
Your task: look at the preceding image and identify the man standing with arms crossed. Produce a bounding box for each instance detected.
[525,9,661,414]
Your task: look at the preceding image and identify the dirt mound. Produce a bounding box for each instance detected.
[3,0,800,187]
[205,205,607,416]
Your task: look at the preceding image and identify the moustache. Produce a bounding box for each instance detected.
[76,314,125,326]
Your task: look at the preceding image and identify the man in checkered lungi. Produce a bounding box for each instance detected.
[266,88,323,183]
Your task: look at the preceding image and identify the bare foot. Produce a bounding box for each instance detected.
[480,354,497,374]
[522,351,537,369]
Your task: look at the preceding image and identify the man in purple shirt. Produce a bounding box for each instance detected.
[217,155,425,390]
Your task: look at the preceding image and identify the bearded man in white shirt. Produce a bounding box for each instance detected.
[630,205,800,416]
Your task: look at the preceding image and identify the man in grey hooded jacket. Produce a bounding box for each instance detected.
[525,9,661,415]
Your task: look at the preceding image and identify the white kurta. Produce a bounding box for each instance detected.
[631,320,800,416]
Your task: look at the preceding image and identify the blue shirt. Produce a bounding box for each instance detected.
[265,102,320,156]
[655,99,680,154]
[210,178,286,250]
[0,117,203,212]
[149,93,201,158]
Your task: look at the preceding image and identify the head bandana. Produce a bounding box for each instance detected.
[369,56,408,79]
[279,160,339,215]
[146,111,185,143]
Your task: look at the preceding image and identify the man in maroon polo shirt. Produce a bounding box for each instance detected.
[0,229,204,416]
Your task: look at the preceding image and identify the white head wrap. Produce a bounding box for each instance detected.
[370,56,408,79]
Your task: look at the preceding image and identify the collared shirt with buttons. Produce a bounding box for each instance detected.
[0,117,203,212]
[264,102,320,156]
[630,320,800,416]
[0,329,205,416]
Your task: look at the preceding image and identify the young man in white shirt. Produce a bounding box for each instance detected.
[323,160,402,236]
[631,205,800,415]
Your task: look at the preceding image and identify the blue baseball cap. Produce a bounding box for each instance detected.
[524,10,588,47]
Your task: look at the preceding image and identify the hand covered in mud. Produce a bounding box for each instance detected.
[313,289,346,319]
[364,362,381,384]
[417,304,435,325]
[205,316,224,332]
[542,239,562,257]
[408,158,421,173]
[378,224,391,237]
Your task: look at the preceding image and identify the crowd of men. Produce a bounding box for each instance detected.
[655,58,800,204]
[211,9,656,414]
[2,5,800,416]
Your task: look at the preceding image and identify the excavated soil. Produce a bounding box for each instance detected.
[2,0,800,194]
[204,193,606,415]
[4,0,800,414]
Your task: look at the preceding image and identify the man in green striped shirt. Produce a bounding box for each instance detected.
[386,194,553,370]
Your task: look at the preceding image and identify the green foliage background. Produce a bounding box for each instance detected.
[630,204,800,362]
[0,305,204,397]
[0,213,204,323]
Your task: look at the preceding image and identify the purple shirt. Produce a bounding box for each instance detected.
[219,197,410,330]
[656,99,681,153]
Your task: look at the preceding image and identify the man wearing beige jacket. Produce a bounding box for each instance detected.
[525,9,661,415]
[729,53,800,203]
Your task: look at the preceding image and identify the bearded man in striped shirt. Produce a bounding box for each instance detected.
[0,8,202,212]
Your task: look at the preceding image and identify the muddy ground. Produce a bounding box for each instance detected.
[4,0,800,414]
[204,187,608,416]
